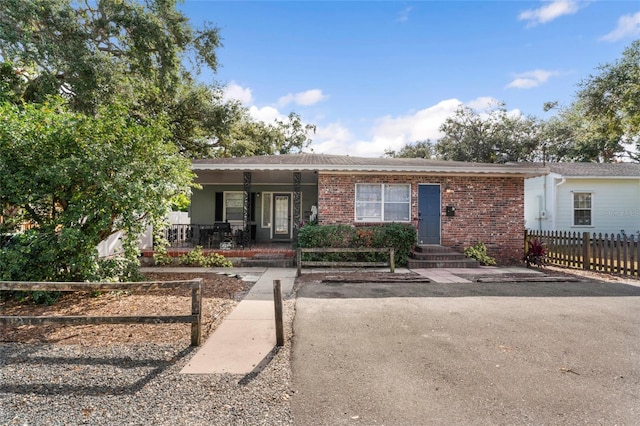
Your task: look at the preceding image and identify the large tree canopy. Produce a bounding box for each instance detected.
[575,39,640,162]
[0,99,193,281]
[435,103,542,163]
[0,0,314,159]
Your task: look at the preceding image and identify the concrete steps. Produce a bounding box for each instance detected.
[408,245,480,269]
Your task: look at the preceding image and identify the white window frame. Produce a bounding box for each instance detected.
[572,191,593,227]
[355,183,411,223]
[223,191,244,224]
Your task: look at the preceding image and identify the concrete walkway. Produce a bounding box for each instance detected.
[180,268,297,375]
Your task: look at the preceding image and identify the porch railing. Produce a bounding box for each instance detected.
[525,230,639,278]
[163,224,249,249]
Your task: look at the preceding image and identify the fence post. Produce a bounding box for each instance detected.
[273,280,284,347]
[296,248,302,277]
[389,248,395,273]
[524,229,529,257]
[582,232,591,271]
[191,279,203,346]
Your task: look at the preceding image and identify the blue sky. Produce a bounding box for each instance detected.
[180,1,640,157]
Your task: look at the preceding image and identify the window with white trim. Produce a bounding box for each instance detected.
[355,184,410,222]
[573,192,592,226]
[224,192,243,222]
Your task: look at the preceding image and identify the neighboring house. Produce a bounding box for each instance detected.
[524,163,640,236]
[190,154,547,264]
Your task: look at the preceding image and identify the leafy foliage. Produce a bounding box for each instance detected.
[297,223,416,266]
[464,242,497,266]
[523,238,547,268]
[385,140,436,159]
[575,39,640,162]
[0,99,194,281]
[178,246,233,268]
[0,0,315,159]
[436,103,542,163]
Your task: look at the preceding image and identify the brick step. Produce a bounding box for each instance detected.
[407,259,480,269]
[413,245,459,254]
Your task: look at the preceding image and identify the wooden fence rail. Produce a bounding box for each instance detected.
[525,230,639,279]
[297,247,395,277]
[0,279,203,346]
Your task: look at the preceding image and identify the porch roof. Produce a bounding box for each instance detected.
[192,153,549,177]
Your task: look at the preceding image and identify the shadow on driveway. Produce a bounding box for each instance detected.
[292,275,640,425]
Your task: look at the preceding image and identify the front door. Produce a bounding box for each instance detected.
[273,193,291,240]
[418,184,441,244]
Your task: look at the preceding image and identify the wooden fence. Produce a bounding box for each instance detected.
[0,279,203,346]
[297,247,395,277]
[525,230,639,278]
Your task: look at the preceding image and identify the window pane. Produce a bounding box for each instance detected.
[574,193,591,209]
[385,184,410,202]
[384,203,410,221]
[225,193,243,221]
[262,193,271,227]
[356,202,382,220]
[574,210,591,226]
[356,184,382,201]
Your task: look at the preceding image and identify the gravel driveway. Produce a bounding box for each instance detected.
[291,277,640,425]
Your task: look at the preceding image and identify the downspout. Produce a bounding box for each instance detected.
[553,177,566,231]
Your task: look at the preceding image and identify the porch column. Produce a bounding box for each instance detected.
[293,172,301,243]
[243,172,252,248]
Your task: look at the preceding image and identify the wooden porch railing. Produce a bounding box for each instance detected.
[0,279,203,346]
[525,230,639,278]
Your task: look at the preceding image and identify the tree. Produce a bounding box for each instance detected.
[0,99,194,281]
[0,0,237,158]
[217,112,316,157]
[385,140,436,159]
[574,39,640,162]
[0,0,315,159]
[436,103,542,163]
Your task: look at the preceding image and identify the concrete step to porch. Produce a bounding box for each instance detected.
[408,245,480,269]
[410,252,470,261]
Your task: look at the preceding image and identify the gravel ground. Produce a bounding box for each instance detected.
[0,293,296,426]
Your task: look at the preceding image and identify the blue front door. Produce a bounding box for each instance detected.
[418,184,441,244]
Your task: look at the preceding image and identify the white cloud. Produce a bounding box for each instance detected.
[310,98,465,157]
[248,105,284,123]
[308,97,526,158]
[518,0,582,28]
[506,69,559,89]
[600,12,640,42]
[309,123,355,154]
[396,6,413,23]
[223,81,253,104]
[278,89,328,107]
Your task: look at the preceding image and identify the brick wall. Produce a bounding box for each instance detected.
[317,173,524,264]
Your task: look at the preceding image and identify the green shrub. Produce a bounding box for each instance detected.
[297,223,416,266]
[464,242,496,266]
[178,246,232,267]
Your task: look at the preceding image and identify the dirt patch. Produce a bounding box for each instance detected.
[0,271,250,346]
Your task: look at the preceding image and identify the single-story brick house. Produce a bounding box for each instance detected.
[190,154,548,264]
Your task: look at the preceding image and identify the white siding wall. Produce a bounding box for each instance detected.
[524,174,556,231]
[554,178,640,236]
